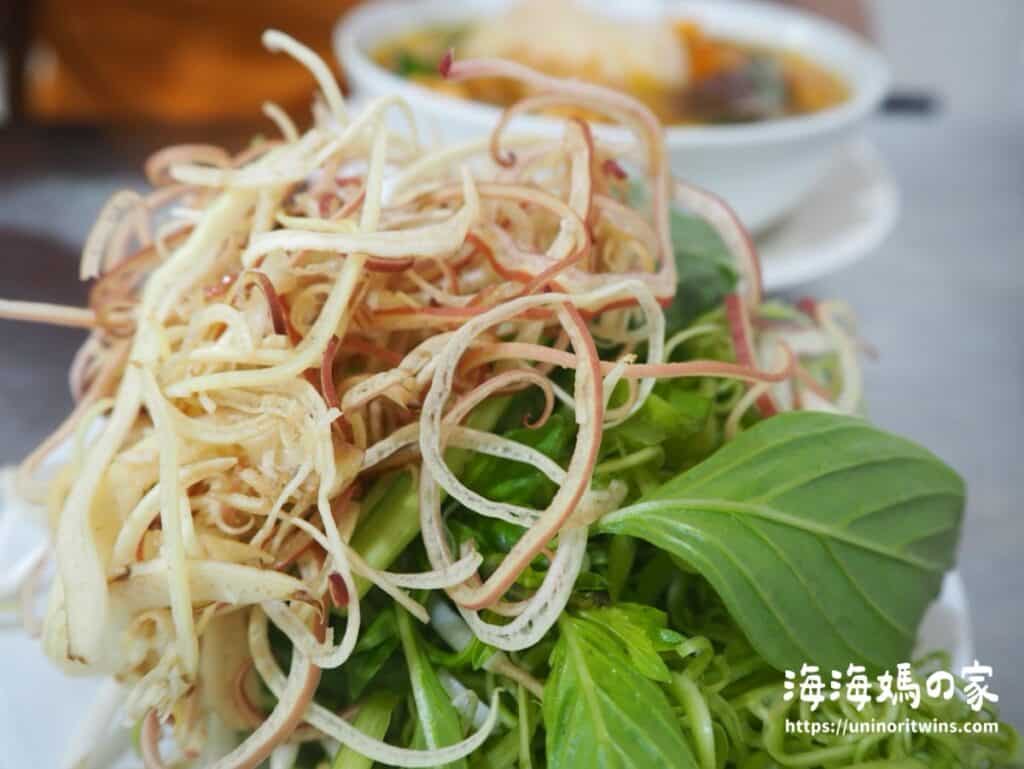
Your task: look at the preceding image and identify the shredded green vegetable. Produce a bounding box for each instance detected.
[286,212,1020,769]
[9,33,1012,765]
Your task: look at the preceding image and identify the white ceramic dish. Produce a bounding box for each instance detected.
[0,465,973,769]
[336,0,889,232]
[760,139,899,290]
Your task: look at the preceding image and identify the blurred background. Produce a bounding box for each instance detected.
[0,0,1020,123]
[0,0,1021,742]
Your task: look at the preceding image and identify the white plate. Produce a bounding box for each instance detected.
[760,139,900,291]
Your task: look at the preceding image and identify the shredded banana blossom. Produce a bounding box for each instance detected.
[0,30,860,768]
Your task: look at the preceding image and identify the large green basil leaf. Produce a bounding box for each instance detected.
[543,616,697,769]
[599,412,963,673]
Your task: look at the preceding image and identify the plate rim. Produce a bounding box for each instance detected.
[760,138,901,291]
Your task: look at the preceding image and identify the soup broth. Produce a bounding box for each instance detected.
[373,20,850,125]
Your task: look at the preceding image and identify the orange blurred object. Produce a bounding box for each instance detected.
[674,21,743,81]
[26,0,360,123]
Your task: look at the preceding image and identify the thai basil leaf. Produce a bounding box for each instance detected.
[450,517,525,556]
[355,610,398,652]
[543,616,697,769]
[599,412,964,673]
[451,411,575,555]
[426,634,496,672]
[631,550,677,606]
[606,387,710,453]
[664,209,738,333]
[459,412,574,509]
[576,605,684,683]
[397,608,467,769]
[299,610,398,710]
[313,610,401,702]
[346,635,401,701]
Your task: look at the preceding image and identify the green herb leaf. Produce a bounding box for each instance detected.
[426,634,496,672]
[396,51,437,78]
[543,616,697,769]
[346,611,401,701]
[606,386,711,454]
[451,411,575,556]
[665,209,738,333]
[459,413,574,510]
[317,606,405,708]
[576,605,683,683]
[599,412,964,673]
[397,608,468,769]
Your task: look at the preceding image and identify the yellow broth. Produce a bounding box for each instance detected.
[371,21,850,125]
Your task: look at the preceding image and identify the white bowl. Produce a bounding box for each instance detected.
[336,0,889,232]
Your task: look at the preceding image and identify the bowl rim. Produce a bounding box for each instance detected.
[335,0,890,148]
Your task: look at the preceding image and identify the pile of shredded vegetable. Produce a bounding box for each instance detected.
[0,31,874,769]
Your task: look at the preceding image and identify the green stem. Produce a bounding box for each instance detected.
[349,396,509,596]
[332,692,398,769]
[669,672,716,769]
[349,469,419,597]
[482,727,520,769]
[760,696,856,767]
[397,607,468,769]
[606,535,636,603]
[594,445,664,476]
[516,683,534,769]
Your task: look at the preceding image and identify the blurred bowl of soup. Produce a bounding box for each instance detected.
[336,0,889,231]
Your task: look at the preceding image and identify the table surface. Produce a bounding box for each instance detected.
[1,113,1021,728]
